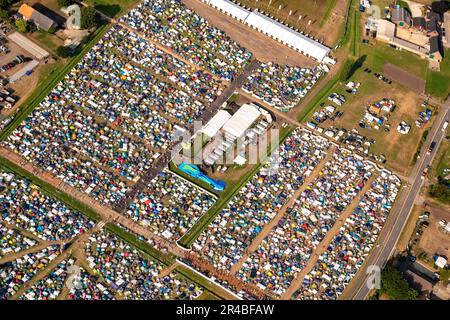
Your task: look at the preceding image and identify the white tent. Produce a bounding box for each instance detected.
[202,1,331,61]
[202,110,232,138]
[222,103,261,139]
[244,11,330,61]
[234,155,247,166]
[208,0,251,22]
[8,32,49,60]
[435,256,447,269]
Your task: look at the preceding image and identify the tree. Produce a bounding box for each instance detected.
[380,265,418,300]
[56,45,71,58]
[0,0,13,8]
[47,25,57,34]
[80,6,97,30]
[431,1,450,16]
[15,19,28,33]
[339,59,354,82]
[428,177,450,204]
[440,268,450,286]
[0,8,8,20]
[57,0,74,7]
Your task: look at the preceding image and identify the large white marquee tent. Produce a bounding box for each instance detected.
[201,0,331,61]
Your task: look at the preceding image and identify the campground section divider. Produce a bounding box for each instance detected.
[0,156,101,222]
[296,73,341,122]
[0,154,235,300]
[177,126,294,249]
[0,22,111,141]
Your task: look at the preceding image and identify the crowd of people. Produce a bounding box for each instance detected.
[0,172,95,241]
[85,230,203,299]
[126,170,217,240]
[294,172,401,299]
[0,245,61,299]
[193,129,331,271]
[119,0,253,81]
[236,149,376,297]
[0,224,36,259]
[243,63,324,111]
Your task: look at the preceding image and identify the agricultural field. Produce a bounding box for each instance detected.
[427,50,450,99]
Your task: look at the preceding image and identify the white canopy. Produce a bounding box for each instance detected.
[222,103,261,139]
[245,11,330,61]
[202,0,331,61]
[234,155,247,166]
[202,110,232,138]
[207,0,251,21]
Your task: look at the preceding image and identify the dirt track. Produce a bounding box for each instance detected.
[384,63,426,94]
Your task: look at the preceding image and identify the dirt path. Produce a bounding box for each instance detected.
[9,221,105,300]
[229,145,337,274]
[279,173,378,300]
[116,22,225,84]
[159,262,180,278]
[0,240,59,265]
[1,221,44,244]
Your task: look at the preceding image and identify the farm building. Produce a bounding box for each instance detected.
[18,4,57,32]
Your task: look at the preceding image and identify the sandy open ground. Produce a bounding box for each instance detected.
[181,0,318,67]
[419,202,450,258]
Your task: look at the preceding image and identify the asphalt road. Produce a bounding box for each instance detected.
[349,98,450,300]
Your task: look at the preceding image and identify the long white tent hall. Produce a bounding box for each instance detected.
[222,103,261,140]
[207,0,251,21]
[201,0,331,61]
[202,110,232,138]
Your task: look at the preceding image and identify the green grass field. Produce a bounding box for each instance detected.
[30,30,63,55]
[427,50,450,99]
[432,136,450,178]
[320,0,339,27]
[360,43,429,80]
[85,0,139,18]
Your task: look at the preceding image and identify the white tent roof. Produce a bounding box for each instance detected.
[202,110,232,138]
[435,256,447,269]
[208,0,251,21]
[8,32,49,60]
[234,155,247,166]
[202,1,331,61]
[222,103,261,139]
[245,11,330,61]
